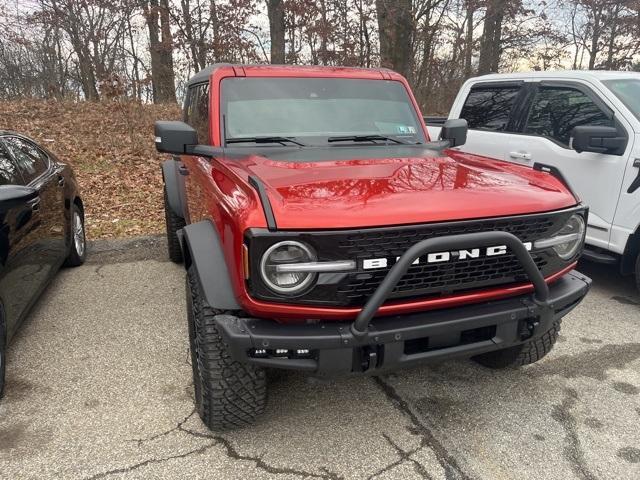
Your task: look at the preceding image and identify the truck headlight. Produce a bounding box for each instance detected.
[260,241,317,294]
[534,214,585,260]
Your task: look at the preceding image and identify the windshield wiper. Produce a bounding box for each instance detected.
[327,134,414,145]
[225,136,306,147]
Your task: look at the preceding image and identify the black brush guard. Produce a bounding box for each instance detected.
[214,231,590,375]
[350,231,550,338]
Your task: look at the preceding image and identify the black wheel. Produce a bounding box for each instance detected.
[64,203,86,267]
[186,268,267,430]
[473,321,561,369]
[164,188,185,263]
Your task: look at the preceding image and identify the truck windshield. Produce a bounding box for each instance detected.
[221,77,426,145]
[603,79,640,121]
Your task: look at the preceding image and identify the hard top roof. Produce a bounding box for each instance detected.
[186,63,397,87]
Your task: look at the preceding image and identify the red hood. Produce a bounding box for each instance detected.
[222,148,577,230]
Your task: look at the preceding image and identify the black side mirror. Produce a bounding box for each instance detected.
[440,119,468,148]
[0,185,38,211]
[154,121,198,155]
[571,126,626,155]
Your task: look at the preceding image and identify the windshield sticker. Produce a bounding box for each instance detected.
[396,125,416,135]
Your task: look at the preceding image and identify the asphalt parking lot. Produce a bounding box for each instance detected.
[1,237,639,480]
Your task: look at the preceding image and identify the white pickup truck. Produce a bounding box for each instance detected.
[427,71,640,291]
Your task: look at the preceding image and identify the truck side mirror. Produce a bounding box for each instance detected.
[570,125,626,156]
[155,121,198,155]
[0,185,38,211]
[440,119,468,148]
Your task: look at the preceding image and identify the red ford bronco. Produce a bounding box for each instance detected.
[155,64,591,431]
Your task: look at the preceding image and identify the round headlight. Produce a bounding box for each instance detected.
[260,241,317,294]
[552,214,585,260]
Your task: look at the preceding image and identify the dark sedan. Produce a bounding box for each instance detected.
[0,131,86,397]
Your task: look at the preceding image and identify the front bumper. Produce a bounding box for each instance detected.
[215,270,591,376]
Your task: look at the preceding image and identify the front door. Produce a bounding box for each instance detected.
[0,141,44,336]
[4,136,67,265]
[503,82,632,249]
[182,82,212,224]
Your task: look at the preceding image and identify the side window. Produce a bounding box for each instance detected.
[0,142,23,186]
[185,86,199,125]
[185,84,210,144]
[524,86,615,146]
[460,86,521,132]
[3,136,49,184]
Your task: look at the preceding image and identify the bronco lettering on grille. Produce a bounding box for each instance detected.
[362,242,533,270]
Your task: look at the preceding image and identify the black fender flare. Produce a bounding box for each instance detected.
[161,159,185,218]
[180,220,241,311]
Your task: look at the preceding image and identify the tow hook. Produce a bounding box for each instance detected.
[360,346,381,372]
[519,318,540,340]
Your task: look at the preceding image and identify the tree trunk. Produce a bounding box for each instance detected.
[356,0,372,67]
[70,35,100,100]
[145,0,176,104]
[588,4,603,70]
[266,0,286,63]
[477,0,506,75]
[319,0,327,64]
[376,0,413,81]
[464,1,475,77]
[126,16,142,100]
[605,2,620,69]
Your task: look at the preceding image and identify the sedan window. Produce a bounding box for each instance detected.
[3,136,49,184]
[0,143,23,186]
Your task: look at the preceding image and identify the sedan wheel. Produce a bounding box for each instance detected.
[64,204,87,267]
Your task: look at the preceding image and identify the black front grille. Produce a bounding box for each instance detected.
[335,216,558,303]
[246,208,582,307]
[338,254,550,301]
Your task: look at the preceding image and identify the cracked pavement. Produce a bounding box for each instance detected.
[0,237,639,479]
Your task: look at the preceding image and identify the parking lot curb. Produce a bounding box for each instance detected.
[87,235,168,264]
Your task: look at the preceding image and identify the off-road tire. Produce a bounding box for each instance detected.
[186,268,266,430]
[63,204,86,267]
[164,188,185,263]
[473,321,561,369]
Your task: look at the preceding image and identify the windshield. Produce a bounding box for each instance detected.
[220,77,426,144]
[603,79,640,121]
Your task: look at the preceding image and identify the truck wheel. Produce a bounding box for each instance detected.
[164,187,185,263]
[473,321,561,369]
[186,268,266,430]
[64,203,86,267]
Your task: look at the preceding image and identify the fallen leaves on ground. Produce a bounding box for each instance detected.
[1,99,181,238]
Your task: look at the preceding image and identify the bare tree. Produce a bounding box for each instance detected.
[143,0,177,103]
[376,0,413,80]
[266,0,286,63]
[477,0,507,74]
[463,0,477,77]
[566,0,640,70]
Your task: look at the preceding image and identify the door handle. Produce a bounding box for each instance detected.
[509,151,532,161]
